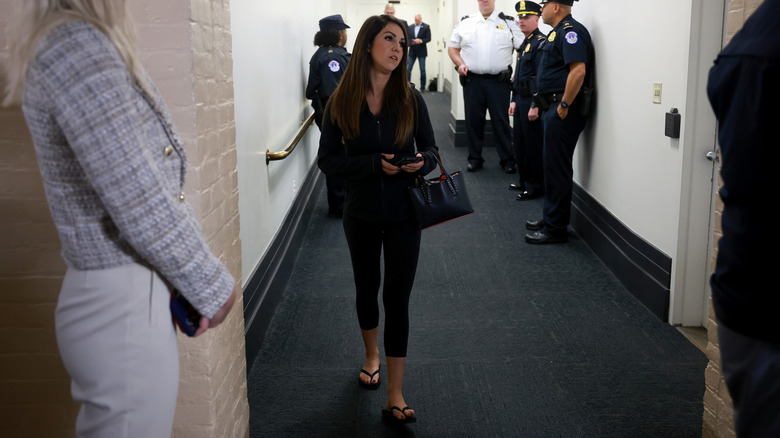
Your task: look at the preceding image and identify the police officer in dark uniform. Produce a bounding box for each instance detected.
[525,0,593,244]
[307,15,351,129]
[509,1,546,200]
[306,14,350,218]
[708,1,780,435]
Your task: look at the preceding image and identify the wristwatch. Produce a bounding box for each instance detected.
[560,101,569,109]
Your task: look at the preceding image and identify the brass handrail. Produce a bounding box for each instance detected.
[266,112,316,165]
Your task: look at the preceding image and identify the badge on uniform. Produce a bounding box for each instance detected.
[328,60,341,72]
[565,31,578,44]
[548,31,556,42]
[499,23,505,30]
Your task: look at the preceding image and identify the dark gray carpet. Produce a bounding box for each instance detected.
[247,92,707,437]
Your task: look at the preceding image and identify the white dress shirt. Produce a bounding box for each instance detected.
[449,10,523,75]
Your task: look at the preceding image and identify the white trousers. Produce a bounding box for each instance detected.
[55,263,179,438]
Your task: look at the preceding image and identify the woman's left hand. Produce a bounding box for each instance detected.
[400,154,425,173]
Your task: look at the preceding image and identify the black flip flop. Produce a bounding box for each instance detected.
[382,405,417,424]
[358,367,380,390]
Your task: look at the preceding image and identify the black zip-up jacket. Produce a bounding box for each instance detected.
[318,88,439,223]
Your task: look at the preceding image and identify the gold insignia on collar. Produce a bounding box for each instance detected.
[328,49,333,53]
[548,31,556,42]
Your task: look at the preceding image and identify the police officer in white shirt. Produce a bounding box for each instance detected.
[449,0,523,173]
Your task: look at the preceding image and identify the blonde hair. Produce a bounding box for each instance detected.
[2,0,145,106]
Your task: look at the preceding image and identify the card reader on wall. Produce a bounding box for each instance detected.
[665,108,681,138]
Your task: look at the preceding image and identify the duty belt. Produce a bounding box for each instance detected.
[542,92,566,103]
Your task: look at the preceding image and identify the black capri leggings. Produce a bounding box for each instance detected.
[342,214,421,358]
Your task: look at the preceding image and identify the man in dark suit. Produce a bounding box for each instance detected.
[407,14,432,92]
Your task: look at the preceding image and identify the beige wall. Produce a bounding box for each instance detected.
[702,1,764,437]
[0,0,249,436]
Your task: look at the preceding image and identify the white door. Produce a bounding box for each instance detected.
[345,1,442,91]
[670,0,726,327]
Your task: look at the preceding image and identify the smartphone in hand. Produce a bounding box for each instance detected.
[386,155,423,167]
[170,290,201,337]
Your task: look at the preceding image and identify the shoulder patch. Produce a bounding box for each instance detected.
[565,31,578,45]
[328,60,341,72]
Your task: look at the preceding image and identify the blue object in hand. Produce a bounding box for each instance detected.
[170,291,201,337]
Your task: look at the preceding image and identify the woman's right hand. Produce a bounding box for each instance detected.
[193,283,237,336]
[381,154,401,175]
[207,283,238,328]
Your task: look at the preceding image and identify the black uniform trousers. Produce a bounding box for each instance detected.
[463,74,515,167]
[314,100,346,216]
[512,95,544,192]
[540,104,586,236]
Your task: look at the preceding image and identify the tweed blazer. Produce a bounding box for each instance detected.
[21,21,233,318]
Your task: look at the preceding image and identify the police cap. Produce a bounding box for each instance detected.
[515,1,541,16]
[319,14,350,32]
[540,0,579,6]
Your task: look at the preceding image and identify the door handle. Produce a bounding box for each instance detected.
[706,150,719,162]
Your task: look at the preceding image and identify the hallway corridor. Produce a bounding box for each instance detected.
[247,92,707,437]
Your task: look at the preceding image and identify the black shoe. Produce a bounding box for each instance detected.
[525,219,543,231]
[516,190,543,201]
[358,367,380,390]
[509,183,525,191]
[503,165,517,174]
[467,162,483,172]
[525,231,568,244]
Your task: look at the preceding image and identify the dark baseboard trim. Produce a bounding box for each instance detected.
[243,163,324,369]
[571,184,672,321]
[449,114,499,149]
[443,78,452,96]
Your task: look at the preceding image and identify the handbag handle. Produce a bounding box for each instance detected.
[435,156,459,197]
[416,156,459,206]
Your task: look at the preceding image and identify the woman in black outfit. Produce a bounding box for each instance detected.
[317,14,439,424]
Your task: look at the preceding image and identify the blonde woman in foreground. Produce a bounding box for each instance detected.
[2,1,237,436]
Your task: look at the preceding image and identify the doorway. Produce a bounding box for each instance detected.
[670,0,726,328]
[345,1,443,92]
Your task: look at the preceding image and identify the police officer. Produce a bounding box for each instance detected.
[307,15,351,129]
[306,14,350,218]
[708,1,780,435]
[448,0,523,173]
[524,0,593,244]
[508,1,546,199]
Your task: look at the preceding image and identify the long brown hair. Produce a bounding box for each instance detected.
[326,15,416,148]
